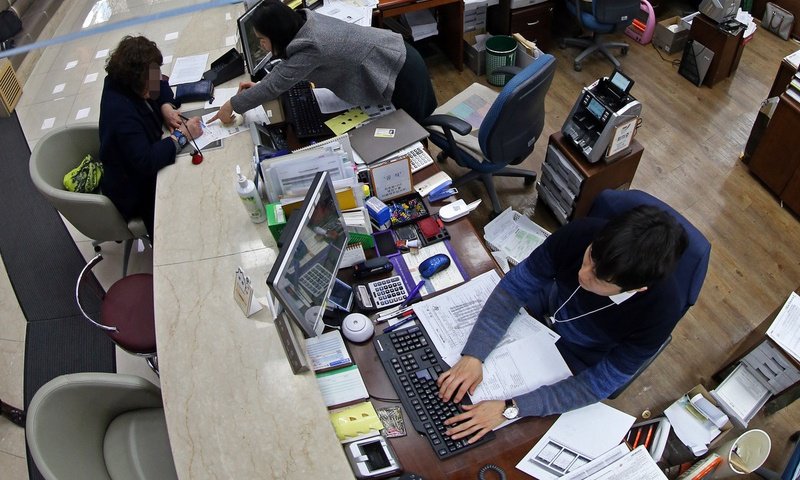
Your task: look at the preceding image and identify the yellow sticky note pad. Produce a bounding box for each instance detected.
[325,108,369,136]
[329,401,383,441]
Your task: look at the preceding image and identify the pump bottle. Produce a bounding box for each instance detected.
[235,165,266,224]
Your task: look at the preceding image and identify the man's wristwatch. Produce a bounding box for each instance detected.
[172,129,188,149]
[502,399,519,420]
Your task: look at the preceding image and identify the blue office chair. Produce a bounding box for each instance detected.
[588,189,712,398]
[421,54,556,215]
[755,431,800,479]
[562,0,640,71]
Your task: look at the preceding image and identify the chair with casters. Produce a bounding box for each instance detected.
[755,431,800,479]
[29,123,148,277]
[562,0,640,71]
[588,189,711,399]
[421,54,556,215]
[26,372,178,480]
[77,254,159,375]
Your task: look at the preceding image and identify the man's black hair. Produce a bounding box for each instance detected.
[252,0,306,59]
[591,205,688,291]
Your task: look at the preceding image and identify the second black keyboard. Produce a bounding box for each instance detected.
[374,325,495,460]
[282,81,332,139]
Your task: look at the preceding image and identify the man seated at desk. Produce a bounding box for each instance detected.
[437,206,688,443]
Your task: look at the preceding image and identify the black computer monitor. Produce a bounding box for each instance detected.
[267,171,347,337]
[237,0,272,79]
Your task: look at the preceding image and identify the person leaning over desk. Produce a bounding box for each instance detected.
[437,206,688,443]
[210,0,438,125]
[99,35,203,238]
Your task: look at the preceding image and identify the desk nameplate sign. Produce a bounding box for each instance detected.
[234,267,263,317]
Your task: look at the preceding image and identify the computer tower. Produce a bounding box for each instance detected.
[678,40,715,87]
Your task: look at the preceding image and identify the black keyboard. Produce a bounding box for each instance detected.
[374,325,495,459]
[282,81,332,139]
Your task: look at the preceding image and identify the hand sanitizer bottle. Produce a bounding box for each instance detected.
[236,165,266,224]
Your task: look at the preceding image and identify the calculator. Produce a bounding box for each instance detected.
[355,276,408,310]
[383,142,434,173]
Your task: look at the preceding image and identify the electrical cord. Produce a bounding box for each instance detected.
[369,393,401,403]
[478,464,507,480]
[179,115,204,165]
[651,42,681,67]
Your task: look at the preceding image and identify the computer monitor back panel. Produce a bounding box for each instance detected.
[237,0,273,78]
[699,0,740,23]
[267,171,347,337]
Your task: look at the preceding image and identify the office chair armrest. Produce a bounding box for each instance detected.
[492,66,522,80]
[420,115,472,136]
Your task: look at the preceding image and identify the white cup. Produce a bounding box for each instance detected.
[712,429,771,478]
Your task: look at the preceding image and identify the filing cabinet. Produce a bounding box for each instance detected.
[538,132,643,224]
[487,0,554,52]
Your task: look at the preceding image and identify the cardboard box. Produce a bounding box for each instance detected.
[686,384,733,449]
[653,16,690,53]
[680,11,700,31]
[464,36,486,75]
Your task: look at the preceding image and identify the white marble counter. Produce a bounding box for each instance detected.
[153,11,355,476]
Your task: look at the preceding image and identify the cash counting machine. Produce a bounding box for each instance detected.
[561,70,642,163]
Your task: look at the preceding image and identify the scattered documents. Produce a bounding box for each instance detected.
[584,446,667,480]
[664,388,725,456]
[305,330,352,372]
[484,207,550,269]
[516,403,636,480]
[313,88,355,114]
[204,86,237,109]
[195,111,248,150]
[414,271,569,405]
[766,291,800,362]
[316,1,367,25]
[316,364,369,409]
[168,53,209,86]
[710,364,770,427]
[403,10,438,41]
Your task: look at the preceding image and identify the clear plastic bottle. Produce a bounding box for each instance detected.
[235,165,266,224]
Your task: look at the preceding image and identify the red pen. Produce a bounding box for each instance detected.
[632,427,642,447]
[643,425,654,449]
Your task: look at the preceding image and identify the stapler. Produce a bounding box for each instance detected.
[427,182,456,202]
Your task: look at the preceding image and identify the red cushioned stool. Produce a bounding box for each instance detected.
[76,254,159,375]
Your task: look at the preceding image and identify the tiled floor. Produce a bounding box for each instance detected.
[0,1,241,476]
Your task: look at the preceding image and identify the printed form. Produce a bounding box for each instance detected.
[414,271,570,403]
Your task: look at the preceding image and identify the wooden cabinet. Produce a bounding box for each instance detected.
[487,0,554,52]
[749,93,800,215]
[689,14,745,87]
[753,0,800,40]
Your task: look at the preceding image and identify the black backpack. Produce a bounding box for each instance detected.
[0,10,22,43]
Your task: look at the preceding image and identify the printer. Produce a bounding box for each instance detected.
[561,70,642,163]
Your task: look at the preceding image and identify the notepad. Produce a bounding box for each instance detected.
[305,330,352,372]
[316,364,369,409]
[329,401,383,442]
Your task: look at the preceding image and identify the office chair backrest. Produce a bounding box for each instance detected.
[478,54,556,166]
[587,189,711,315]
[29,123,135,242]
[593,0,640,26]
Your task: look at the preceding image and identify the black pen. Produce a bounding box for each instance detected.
[384,315,417,333]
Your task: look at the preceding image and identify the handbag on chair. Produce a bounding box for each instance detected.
[763,2,795,40]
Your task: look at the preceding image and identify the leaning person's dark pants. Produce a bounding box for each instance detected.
[391,42,437,123]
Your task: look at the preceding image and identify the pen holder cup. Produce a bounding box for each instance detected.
[711,429,771,477]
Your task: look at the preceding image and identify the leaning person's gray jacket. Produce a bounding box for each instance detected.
[231,10,406,113]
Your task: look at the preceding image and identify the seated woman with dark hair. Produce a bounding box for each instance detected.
[99,35,203,238]
[211,0,437,125]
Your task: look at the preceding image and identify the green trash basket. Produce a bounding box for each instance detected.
[485,36,518,86]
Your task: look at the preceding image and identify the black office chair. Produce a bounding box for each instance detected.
[421,54,556,215]
[562,0,640,71]
[587,189,712,399]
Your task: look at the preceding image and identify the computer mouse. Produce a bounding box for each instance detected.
[419,254,451,278]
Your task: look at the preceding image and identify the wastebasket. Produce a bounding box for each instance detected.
[485,36,518,86]
[712,429,771,478]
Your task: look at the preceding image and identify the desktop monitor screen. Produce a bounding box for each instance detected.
[237,0,272,77]
[266,171,347,337]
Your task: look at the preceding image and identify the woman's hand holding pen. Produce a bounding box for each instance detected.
[443,400,505,444]
[436,355,483,403]
[177,116,203,140]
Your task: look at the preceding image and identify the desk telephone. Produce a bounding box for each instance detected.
[561,70,642,163]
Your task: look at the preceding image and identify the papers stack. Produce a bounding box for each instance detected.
[316,364,369,409]
[664,386,730,456]
[483,207,550,271]
[403,10,438,41]
[516,403,637,480]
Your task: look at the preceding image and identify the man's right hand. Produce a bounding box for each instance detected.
[436,355,483,403]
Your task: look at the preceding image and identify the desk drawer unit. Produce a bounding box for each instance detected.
[488,0,554,52]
